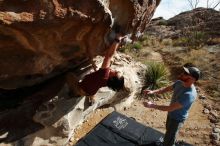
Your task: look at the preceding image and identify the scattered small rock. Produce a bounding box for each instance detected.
[195,141,199,145]
[214,128,220,133]
[214,106,220,111]
[210,123,216,128]
[70,137,74,142]
[209,117,219,123]
[68,142,73,146]
[212,139,220,145]
[211,132,220,141]
[209,116,219,123]
[204,104,212,110]
[216,125,220,129]
[210,110,219,118]
[203,108,210,114]
[199,95,206,100]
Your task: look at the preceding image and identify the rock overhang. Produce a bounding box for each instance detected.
[0,0,160,89]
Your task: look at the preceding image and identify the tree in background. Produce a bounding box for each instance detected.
[206,0,220,9]
[187,0,220,9]
[187,0,200,9]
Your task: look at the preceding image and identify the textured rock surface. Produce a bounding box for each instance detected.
[168,8,220,38]
[0,53,145,145]
[0,0,160,89]
[146,8,220,39]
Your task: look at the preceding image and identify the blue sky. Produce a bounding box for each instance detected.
[153,0,220,19]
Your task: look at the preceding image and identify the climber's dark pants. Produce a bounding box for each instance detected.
[66,73,94,104]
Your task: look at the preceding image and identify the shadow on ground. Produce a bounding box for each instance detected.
[0,75,70,143]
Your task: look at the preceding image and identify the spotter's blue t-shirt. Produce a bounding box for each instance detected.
[169,80,197,122]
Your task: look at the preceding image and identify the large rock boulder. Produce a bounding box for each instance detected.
[167,8,220,37]
[0,53,146,144]
[167,8,220,36]
[0,0,160,89]
[146,8,220,39]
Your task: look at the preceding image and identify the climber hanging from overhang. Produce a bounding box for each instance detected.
[66,30,125,106]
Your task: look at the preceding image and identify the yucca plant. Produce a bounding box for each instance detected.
[132,42,142,50]
[144,62,170,90]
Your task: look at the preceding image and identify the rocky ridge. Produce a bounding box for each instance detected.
[146,8,220,40]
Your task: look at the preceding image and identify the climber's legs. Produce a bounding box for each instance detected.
[66,73,84,97]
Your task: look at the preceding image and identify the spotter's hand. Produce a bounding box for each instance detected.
[143,89,154,95]
[143,101,154,108]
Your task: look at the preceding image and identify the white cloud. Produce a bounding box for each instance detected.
[153,0,220,19]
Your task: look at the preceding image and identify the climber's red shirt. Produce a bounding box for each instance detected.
[79,68,117,96]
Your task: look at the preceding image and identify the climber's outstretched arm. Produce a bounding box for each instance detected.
[101,35,122,69]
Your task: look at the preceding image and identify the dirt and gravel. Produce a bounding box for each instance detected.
[69,45,220,146]
[70,94,219,146]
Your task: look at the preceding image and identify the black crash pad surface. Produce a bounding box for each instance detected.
[75,111,164,146]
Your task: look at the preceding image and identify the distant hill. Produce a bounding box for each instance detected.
[146,8,220,40]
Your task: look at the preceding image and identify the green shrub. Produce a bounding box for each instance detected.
[172,37,188,46]
[144,62,170,90]
[189,31,207,49]
[175,31,208,49]
[139,34,149,42]
[137,34,161,47]
[119,45,129,52]
[158,20,168,26]
[142,40,150,46]
[119,41,143,53]
[132,42,142,50]
[162,39,172,46]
